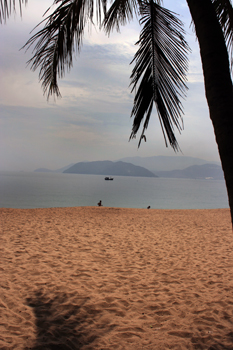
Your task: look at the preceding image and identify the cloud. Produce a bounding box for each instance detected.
[0,0,221,171]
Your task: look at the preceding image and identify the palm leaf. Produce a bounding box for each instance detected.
[0,0,27,23]
[212,0,233,69]
[129,1,190,150]
[23,0,106,98]
[103,0,139,34]
[103,0,163,34]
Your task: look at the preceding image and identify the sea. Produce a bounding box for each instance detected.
[0,171,229,210]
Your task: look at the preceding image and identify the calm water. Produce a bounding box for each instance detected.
[0,171,229,210]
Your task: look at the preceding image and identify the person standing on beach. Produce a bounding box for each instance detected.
[98,200,102,207]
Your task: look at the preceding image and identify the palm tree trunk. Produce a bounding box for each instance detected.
[186,0,233,226]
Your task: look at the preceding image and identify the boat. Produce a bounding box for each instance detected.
[105,177,114,180]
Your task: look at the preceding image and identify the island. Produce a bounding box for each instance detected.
[63,160,157,177]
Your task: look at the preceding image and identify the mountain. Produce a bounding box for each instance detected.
[34,164,75,173]
[118,156,221,172]
[155,164,224,180]
[34,156,223,177]
[63,161,157,177]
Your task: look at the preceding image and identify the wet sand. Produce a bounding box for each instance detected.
[1,207,233,349]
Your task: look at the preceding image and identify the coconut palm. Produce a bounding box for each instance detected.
[2,0,233,224]
[187,0,233,225]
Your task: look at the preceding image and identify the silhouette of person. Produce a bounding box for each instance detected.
[98,200,102,207]
[147,206,150,209]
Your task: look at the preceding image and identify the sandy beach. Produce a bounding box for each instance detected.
[1,207,233,349]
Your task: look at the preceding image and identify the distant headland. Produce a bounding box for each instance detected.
[34,155,224,180]
[63,160,156,177]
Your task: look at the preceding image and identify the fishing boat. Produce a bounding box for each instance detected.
[105,177,114,180]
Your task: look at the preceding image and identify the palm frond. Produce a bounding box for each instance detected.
[103,0,139,34]
[0,0,27,23]
[212,0,233,69]
[103,0,163,34]
[129,1,190,150]
[23,0,106,98]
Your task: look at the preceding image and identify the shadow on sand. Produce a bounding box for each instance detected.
[26,289,114,350]
[25,289,233,350]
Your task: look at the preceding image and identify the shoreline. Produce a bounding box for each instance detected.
[1,207,233,349]
[0,205,230,210]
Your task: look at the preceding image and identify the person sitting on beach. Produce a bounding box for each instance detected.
[97,200,102,207]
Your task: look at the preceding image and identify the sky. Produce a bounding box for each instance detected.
[0,0,222,171]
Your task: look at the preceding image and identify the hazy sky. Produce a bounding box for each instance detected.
[0,0,221,171]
